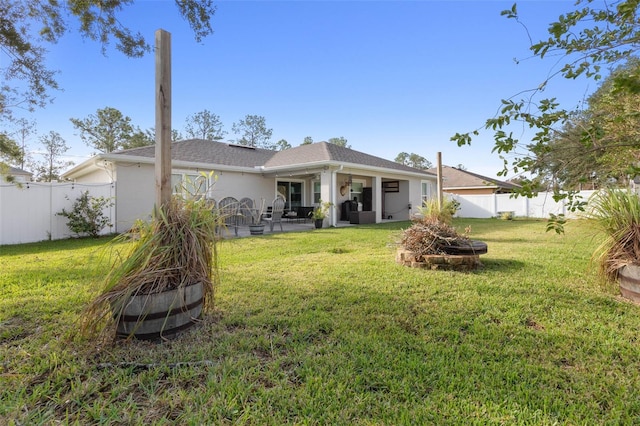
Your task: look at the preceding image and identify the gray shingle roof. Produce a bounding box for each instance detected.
[111,140,433,176]
[112,139,276,168]
[265,142,433,175]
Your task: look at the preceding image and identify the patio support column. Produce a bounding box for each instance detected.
[374,175,382,223]
[328,168,337,226]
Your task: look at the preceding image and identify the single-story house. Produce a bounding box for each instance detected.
[1,166,33,183]
[63,140,437,233]
[427,165,521,195]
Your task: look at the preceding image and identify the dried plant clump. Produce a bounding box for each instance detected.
[400,216,469,256]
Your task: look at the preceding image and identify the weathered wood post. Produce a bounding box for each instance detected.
[436,151,443,210]
[155,29,172,210]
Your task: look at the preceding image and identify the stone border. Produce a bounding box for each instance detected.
[396,248,482,271]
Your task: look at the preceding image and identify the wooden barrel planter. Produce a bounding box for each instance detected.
[249,224,265,235]
[618,264,640,304]
[115,282,204,340]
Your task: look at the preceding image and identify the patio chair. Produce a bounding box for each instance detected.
[238,197,254,225]
[218,196,240,236]
[263,196,285,232]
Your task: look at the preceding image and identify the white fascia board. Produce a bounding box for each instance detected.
[261,160,436,180]
[61,154,107,179]
[101,154,263,174]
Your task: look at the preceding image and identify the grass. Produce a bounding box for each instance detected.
[2,219,640,424]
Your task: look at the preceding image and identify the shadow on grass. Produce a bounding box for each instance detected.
[479,258,527,272]
[0,235,114,255]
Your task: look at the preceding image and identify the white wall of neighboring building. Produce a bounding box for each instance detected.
[114,163,156,232]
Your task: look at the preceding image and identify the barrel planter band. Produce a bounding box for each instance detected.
[115,282,203,340]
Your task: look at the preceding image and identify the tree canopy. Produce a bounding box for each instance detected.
[0,0,216,122]
[535,59,640,191]
[328,137,350,148]
[451,1,640,208]
[232,115,273,149]
[70,107,149,153]
[275,139,292,151]
[31,131,73,182]
[184,109,226,141]
[395,152,432,170]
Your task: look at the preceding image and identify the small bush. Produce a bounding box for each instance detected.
[58,191,114,238]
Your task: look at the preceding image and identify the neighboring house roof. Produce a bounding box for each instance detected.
[64,140,435,179]
[1,166,32,181]
[427,165,521,192]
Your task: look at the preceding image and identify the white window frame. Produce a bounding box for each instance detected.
[171,171,211,199]
[349,179,366,203]
[421,180,432,205]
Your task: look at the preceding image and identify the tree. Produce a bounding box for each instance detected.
[0,0,216,122]
[275,139,291,151]
[125,128,155,150]
[301,136,314,145]
[522,58,640,191]
[328,137,350,148]
[451,1,640,209]
[395,152,432,170]
[184,109,226,140]
[70,107,137,153]
[0,133,22,165]
[172,129,184,142]
[231,115,274,149]
[11,118,36,169]
[31,131,74,182]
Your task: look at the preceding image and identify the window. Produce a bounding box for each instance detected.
[421,181,431,205]
[350,181,364,203]
[172,172,210,198]
[313,181,321,204]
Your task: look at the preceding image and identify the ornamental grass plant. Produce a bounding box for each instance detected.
[81,174,222,339]
[584,188,640,280]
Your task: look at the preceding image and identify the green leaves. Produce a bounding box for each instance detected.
[57,191,114,238]
[546,213,566,234]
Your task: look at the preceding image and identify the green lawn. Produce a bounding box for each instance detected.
[2,219,639,424]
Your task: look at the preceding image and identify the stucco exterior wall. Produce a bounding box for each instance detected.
[114,163,278,232]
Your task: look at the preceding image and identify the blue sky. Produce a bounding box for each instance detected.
[16,0,595,178]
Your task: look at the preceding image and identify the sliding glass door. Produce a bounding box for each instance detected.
[276,181,303,209]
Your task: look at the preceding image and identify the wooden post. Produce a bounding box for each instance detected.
[436,151,443,210]
[155,29,172,210]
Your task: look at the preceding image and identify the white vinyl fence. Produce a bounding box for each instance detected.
[0,182,115,245]
[451,190,598,219]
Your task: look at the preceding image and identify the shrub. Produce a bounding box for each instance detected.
[58,191,114,238]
